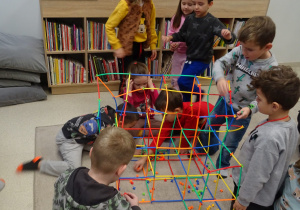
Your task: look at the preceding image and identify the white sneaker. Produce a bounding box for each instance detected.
[220,169,228,178]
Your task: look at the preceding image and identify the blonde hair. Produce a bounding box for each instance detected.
[91,127,136,174]
[127,61,149,80]
[238,16,276,48]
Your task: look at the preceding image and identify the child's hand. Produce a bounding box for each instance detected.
[134,156,147,172]
[124,192,139,207]
[79,125,88,135]
[114,48,126,58]
[216,78,229,96]
[126,78,133,94]
[162,35,172,43]
[179,149,189,154]
[134,148,142,155]
[147,76,155,91]
[236,107,251,120]
[150,50,157,60]
[170,42,179,51]
[221,29,232,40]
[233,200,247,210]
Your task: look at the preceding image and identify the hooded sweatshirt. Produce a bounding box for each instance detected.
[53,167,141,210]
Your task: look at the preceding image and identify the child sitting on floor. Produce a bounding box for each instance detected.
[134,88,214,172]
[53,127,140,210]
[17,103,139,177]
[123,61,161,137]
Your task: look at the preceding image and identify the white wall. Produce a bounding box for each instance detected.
[0,0,43,39]
[267,0,300,63]
[0,0,299,63]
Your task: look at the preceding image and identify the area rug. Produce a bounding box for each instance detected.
[34,124,234,210]
[33,102,300,210]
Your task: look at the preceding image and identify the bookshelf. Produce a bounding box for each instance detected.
[40,0,270,95]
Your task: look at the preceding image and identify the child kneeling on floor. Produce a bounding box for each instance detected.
[53,127,140,210]
[232,66,300,210]
[17,103,139,177]
[134,88,214,171]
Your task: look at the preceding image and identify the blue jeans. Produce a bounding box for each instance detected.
[178,61,209,102]
[196,97,251,168]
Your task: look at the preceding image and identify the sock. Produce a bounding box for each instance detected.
[16,156,43,172]
[0,178,5,192]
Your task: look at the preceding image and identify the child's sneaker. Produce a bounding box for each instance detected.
[0,178,5,191]
[16,156,43,172]
[220,169,228,178]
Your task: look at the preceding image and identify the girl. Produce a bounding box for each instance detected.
[162,0,235,102]
[106,0,158,94]
[123,62,160,137]
[168,0,194,90]
[274,159,300,210]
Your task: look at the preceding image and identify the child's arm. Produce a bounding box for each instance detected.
[213,47,241,96]
[162,15,190,43]
[134,120,173,171]
[213,19,236,44]
[123,192,140,209]
[149,3,158,60]
[105,1,128,58]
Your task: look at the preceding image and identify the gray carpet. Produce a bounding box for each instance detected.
[34,90,300,210]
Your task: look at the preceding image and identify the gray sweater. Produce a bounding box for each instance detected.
[213,46,278,113]
[232,118,299,207]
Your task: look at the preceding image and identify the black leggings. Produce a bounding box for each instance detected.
[118,42,146,93]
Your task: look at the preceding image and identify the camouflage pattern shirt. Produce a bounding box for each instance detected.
[53,167,141,210]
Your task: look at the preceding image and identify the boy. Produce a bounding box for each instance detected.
[232,66,300,210]
[134,88,214,171]
[17,103,139,177]
[197,16,278,178]
[162,0,236,102]
[53,127,141,210]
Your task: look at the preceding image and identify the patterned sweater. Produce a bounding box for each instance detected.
[53,167,141,210]
[212,46,278,113]
[171,12,235,63]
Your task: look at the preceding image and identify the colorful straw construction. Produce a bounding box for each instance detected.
[95,72,243,210]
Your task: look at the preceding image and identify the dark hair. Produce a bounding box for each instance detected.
[117,103,139,124]
[238,16,276,48]
[251,65,300,111]
[127,61,149,80]
[155,87,183,111]
[172,0,184,29]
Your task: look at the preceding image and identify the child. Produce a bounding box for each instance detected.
[162,0,236,102]
[53,127,141,210]
[134,88,214,171]
[168,0,194,90]
[106,0,158,94]
[197,16,278,178]
[16,103,139,177]
[232,66,300,210]
[123,62,160,137]
[274,159,300,210]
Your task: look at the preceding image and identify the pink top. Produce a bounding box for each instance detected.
[123,85,159,119]
[168,15,187,54]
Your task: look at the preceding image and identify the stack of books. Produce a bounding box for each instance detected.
[43,20,84,51]
[87,20,112,50]
[48,56,86,85]
[88,55,119,83]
